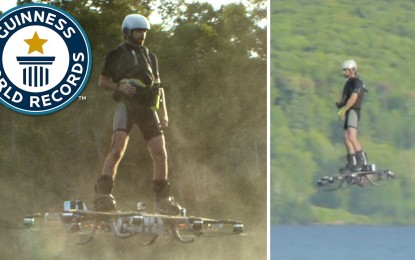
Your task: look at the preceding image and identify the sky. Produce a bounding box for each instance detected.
[0,0,246,14]
[0,0,16,13]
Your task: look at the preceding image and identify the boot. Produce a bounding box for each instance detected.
[356,150,368,168]
[339,154,358,173]
[93,175,116,212]
[153,180,183,215]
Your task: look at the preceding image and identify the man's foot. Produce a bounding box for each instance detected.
[94,175,116,212]
[339,154,363,173]
[93,194,116,212]
[156,196,183,216]
[153,180,185,215]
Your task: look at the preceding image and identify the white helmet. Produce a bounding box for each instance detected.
[122,14,150,37]
[342,59,357,71]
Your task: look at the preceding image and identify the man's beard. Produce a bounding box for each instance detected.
[130,35,144,46]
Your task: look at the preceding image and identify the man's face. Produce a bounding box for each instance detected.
[130,28,147,46]
[342,68,353,78]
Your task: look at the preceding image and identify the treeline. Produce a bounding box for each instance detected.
[0,0,267,227]
[271,0,415,224]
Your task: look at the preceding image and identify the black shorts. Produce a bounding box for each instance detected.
[113,102,162,141]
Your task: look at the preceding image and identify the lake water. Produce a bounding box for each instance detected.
[271,225,415,260]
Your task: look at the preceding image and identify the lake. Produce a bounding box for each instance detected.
[271,225,415,260]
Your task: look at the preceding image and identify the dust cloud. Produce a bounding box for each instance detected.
[0,76,267,259]
[0,127,266,260]
[0,167,266,260]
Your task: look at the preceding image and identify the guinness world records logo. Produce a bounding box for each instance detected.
[0,4,91,115]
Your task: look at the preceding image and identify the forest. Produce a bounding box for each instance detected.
[271,0,415,225]
[0,1,267,259]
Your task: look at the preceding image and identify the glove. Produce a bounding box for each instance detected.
[337,107,347,120]
[150,89,160,111]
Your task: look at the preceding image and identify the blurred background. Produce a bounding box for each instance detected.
[271,0,415,225]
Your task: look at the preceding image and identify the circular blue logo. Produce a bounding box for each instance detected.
[0,4,91,115]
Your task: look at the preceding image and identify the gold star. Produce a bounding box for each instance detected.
[24,32,48,54]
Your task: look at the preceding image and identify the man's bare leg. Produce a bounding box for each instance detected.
[147,135,182,215]
[346,127,361,152]
[346,127,367,166]
[147,135,168,180]
[340,129,357,172]
[94,130,129,211]
[101,131,130,179]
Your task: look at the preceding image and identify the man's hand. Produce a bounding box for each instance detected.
[124,79,146,88]
[337,107,347,120]
[118,79,144,96]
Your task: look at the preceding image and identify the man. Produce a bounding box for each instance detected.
[93,14,183,215]
[336,59,368,173]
